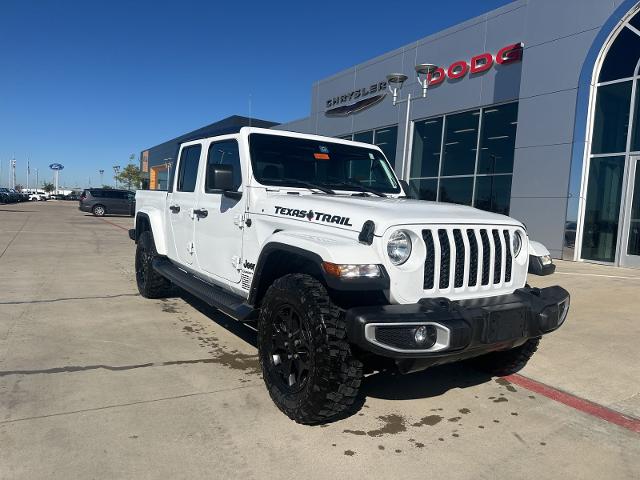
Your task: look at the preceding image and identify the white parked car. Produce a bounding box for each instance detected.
[130,128,570,424]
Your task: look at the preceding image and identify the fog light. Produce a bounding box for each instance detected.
[541,255,553,266]
[414,325,437,348]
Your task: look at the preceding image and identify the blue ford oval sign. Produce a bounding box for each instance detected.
[49,163,64,170]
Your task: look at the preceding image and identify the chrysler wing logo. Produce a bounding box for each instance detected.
[325,94,386,117]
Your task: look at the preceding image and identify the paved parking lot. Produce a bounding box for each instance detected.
[1,201,639,479]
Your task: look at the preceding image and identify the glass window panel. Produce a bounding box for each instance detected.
[207,140,242,192]
[353,130,374,144]
[474,175,512,215]
[591,81,632,154]
[410,117,443,178]
[409,178,437,201]
[374,126,398,167]
[439,177,473,206]
[176,145,201,192]
[630,11,640,31]
[478,103,518,174]
[632,80,640,152]
[599,27,640,82]
[581,156,625,262]
[338,134,353,140]
[442,110,480,176]
[628,160,640,256]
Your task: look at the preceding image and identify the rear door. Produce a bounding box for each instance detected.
[110,191,128,214]
[194,137,245,283]
[168,142,203,266]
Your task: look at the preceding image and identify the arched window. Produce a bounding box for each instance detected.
[582,10,640,263]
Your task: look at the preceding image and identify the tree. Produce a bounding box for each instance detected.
[115,163,142,190]
[14,184,24,192]
[43,182,55,193]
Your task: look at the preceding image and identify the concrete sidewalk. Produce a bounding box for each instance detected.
[1,201,638,480]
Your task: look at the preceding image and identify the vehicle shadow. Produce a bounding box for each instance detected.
[361,363,492,401]
[175,288,492,419]
[177,290,258,348]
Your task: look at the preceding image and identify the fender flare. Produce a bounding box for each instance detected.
[134,210,168,256]
[247,237,389,306]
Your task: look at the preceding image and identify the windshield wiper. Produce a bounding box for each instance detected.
[331,181,386,197]
[278,179,335,195]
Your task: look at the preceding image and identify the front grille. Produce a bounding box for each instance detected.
[422,227,516,292]
[438,230,450,289]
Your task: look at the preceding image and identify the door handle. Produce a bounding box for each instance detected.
[169,204,180,213]
[193,208,208,218]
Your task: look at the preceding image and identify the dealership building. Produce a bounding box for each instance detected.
[141,0,640,269]
[273,0,640,268]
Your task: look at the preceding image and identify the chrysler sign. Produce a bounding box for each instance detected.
[325,81,387,117]
[324,43,523,116]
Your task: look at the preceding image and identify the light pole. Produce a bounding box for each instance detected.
[163,158,173,190]
[113,165,121,188]
[10,158,16,189]
[387,63,437,180]
[99,169,104,186]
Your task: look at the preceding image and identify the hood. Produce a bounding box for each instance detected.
[254,192,522,235]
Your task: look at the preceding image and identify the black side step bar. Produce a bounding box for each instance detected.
[152,258,256,321]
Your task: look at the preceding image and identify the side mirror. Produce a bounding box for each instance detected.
[207,164,234,191]
[206,164,242,200]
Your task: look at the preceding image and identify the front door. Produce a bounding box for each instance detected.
[194,138,244,283]
[620,156,640,268]
[169,143,202,266]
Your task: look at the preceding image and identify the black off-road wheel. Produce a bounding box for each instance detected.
[471,337,541,376]
[258,274,363,425]
[135,231,172,299]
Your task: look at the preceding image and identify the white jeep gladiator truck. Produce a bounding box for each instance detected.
[130,127,570,424]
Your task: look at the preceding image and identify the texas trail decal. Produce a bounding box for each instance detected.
[274,206,353,226]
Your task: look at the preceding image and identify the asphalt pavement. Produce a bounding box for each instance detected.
[1,201,638,479]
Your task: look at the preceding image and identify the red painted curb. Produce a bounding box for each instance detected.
[507,374,640,434]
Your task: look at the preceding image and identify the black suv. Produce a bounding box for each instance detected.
[79,188,135,216]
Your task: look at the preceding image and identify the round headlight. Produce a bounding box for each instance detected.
[387,230,412,265]
[513,231,524,257]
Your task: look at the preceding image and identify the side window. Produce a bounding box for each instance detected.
[176,144,202,192]
[90,190,102,198]
[206,140,241,192]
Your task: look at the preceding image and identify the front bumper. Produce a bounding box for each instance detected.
[346,286,569,372]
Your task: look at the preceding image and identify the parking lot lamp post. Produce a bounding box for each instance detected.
[163,158,173,190]
[387,64,437,180]
[99,169,104,186]
[113,165,120,189]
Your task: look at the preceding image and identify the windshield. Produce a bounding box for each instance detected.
[249,133,401,194]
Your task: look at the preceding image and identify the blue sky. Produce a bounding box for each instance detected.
[0,0,512,188]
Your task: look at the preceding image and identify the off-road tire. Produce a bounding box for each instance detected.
[92,204,106,216]
[258,274,363,424]
[135,231,172,299]
[472,337,541,376]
